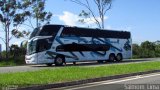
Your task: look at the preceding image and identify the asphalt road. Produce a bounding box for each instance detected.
[56,72,160,90]
[0,58,160,73]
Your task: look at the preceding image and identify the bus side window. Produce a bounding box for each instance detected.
[37,40,48,52]
[60,33,68,37]
[39,44,46,52]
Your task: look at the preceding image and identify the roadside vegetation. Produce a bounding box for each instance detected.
[0,44,26,67]
[132,40,160,58]
[0,58,25,67]
[0,60,17,67]
[0,61,160,88]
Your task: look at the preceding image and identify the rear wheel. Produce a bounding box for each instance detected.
[55,56,64,66]
[108,54,115,62]
[116,54,123,62]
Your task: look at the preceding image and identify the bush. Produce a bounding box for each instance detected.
[0,44,26,65]
[132,41,160,58]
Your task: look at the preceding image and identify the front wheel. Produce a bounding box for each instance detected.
[55,56,64,66]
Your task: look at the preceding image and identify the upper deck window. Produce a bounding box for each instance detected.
[29,25,62,39]
[39,25,61,36]
[61,27,131,39]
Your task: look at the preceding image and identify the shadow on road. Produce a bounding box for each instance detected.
[30,59,152,68]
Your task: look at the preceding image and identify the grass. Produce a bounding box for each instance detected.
[0,58,25,67]
[0,60,17,67]
[0,61,160,88]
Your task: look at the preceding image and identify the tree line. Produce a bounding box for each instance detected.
[0,0,52,59]
[132,41,160,58]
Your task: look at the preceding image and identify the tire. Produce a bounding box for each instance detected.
[73,62,76,65]
[46,63,52,66]
[97,60,104,63]
[116,54,123,62]
[55,56,64,66]
[108,54,115,62]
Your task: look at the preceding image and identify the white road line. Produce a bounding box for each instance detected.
[65,73,160,90]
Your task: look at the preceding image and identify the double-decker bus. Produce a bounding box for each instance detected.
[25,25,132,66]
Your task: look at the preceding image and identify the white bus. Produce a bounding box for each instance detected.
[25,25,132,66]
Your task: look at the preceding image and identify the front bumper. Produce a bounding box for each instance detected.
[25,60,37,64]
[25,54,38,64]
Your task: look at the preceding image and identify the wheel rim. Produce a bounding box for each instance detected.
[56,57,63,64]
[117,55,121,60]
[110,55,115,61]
[117,55,122,61]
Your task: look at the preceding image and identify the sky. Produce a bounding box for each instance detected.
[0,0,160,51]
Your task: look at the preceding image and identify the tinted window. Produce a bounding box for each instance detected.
[27,40,37,55]
[39,25,61,36]
[61,27,93,37]
[30,25,62,39]
[29,27,40,39]
[56,44,110,51]
[61,27,131,39]
[36,37,54,52]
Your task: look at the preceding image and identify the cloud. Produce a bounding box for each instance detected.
[56,11,108,28]
[58,11,79,26]
[83,16,108,25]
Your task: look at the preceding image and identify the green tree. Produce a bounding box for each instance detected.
[0,0,52,59]
[70,0,112,28]
[12,0,52,40]
[21,0,52,29]
[132,44,140,58]
[140,41,156,58]
[10,44,19,58]
[133,41,160,58]
[10,44,26,63]
[0,0,29,59]
[154,41,160,57]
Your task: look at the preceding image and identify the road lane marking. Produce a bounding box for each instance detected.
[64,73,160,90]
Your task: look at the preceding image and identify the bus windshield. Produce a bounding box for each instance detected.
[29,27,40,39]
[29,25,61,39]
[27,37,54,55]
[27,40,37,55]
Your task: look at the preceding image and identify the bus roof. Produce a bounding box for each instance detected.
[41,24,131,39]
[43,24,130,33]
